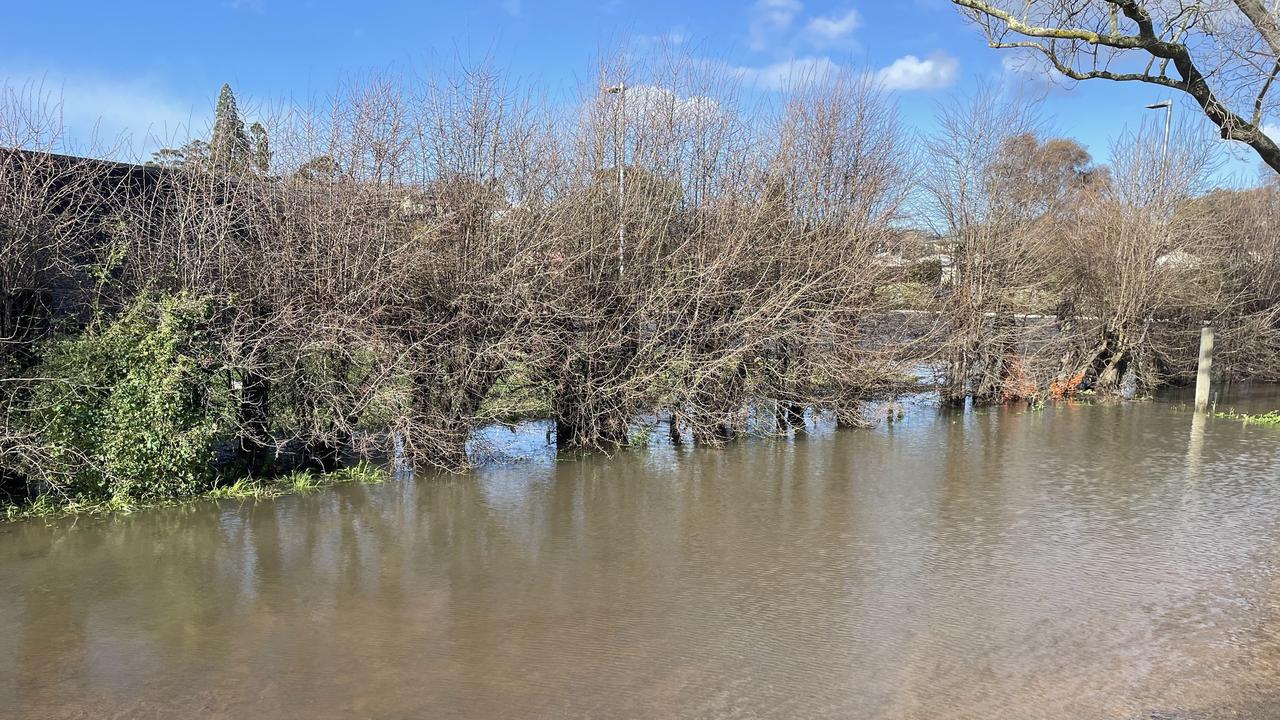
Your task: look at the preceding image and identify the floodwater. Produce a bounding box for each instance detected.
[3,391,1280,719]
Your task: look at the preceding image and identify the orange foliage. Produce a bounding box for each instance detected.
[1049,370,1086,399]
[1000,355,1038,402]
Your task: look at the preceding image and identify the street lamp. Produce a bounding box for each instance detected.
[604,83,626,279]
[1145,99,1172,174]
[1145,99,1212,411]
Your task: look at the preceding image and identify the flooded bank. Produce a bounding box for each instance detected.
[2,391,1280,719]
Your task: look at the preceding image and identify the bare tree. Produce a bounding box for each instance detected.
[1176,178,1280,380]
[923,87,1074,404]
[952,0,1280,173]
[1048,117,1223,396]
[0,82,130,500]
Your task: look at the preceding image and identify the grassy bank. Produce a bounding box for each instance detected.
[3,461,388,523]
[1214,410,1280,426]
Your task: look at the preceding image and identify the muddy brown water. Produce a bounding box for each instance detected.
[3,390,1280,719]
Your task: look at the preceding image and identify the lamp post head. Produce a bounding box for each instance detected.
[1145,100,1172,109]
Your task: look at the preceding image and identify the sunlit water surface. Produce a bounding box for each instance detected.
[3,388,1280,719]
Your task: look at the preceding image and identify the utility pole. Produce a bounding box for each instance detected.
[604,83,626,279]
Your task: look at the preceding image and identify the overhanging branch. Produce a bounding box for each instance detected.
[952,0,1280,173]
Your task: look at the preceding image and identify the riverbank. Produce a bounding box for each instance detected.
[8,68,1280,519]
[3,461,388,522]
[0,388,975,522]
[8,383,1279,523]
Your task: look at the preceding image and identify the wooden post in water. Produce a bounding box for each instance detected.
[1194,324,1214,413]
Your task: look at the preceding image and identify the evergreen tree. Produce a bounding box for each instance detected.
[249,121,271,173]
[209,84,251,173]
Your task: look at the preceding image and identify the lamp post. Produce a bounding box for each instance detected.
[1145,99,1172,180]
[604,82,626,279]
[1146,99,1212,411]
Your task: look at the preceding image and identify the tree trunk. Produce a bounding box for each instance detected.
[237,370,272,473]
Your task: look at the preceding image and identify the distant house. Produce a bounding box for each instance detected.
[877,228,937,259]
[926,235,960,257]
[927,235,963,285]
[872,251,910,269]
[1156,250,1201,268]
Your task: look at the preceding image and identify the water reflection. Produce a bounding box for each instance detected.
[2,397,1280,718]
[1187,411,1207,480]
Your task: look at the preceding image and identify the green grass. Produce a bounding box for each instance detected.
[1215,410,1280,426]
[874,282,931,310]
[3,461,390,522]
[480,362,552,422]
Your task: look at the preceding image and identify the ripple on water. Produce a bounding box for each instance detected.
[2,396,1280,718]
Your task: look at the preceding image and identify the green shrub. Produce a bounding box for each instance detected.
[28,293,231,503]
[907,257,943,285]
[874,282,930,310]
[480,361,551,422]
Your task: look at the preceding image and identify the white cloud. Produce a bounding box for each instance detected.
[805,9,861,45]
[748,0,804,52]
[598,84,724,126]
[0,69,206,157]
[732,57,841,91]
[1001,52,1063,86]
[634,26,689,49]
[678,94,724,125]
[876,52,958,91]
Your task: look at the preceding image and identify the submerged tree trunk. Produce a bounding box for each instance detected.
[236,369,273,473]
[551,355,631,451]
[667,415,683,445]
[941,351,970,407]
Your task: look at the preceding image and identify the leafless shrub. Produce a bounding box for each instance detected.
[0,81,130,497]
[1049,120,1223,396]
[922,86,1084,403]
[5,47,1279,504]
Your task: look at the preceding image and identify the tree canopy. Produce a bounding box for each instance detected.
[951,0,1280,174]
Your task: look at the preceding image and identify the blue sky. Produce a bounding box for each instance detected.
[1,0,1265,184]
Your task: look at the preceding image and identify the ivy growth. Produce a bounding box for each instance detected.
[28,293,232,503]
